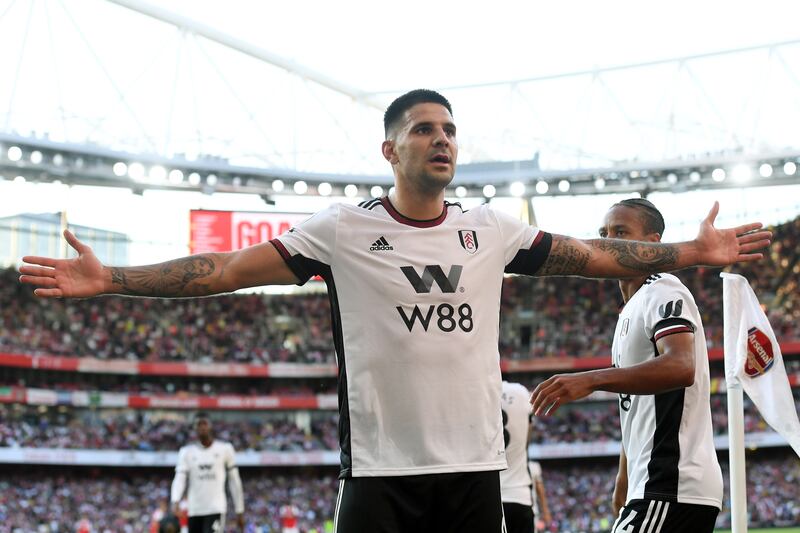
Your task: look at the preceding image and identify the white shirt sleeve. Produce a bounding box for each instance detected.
[270,204,340,284]
[170,447,188,504]
[643,276,699,342]
[529,460,542,483]
[490,208,551,275]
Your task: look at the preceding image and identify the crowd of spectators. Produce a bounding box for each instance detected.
[1,450,797,532]
[1,391,796,452]
[0,468,339,533]
[530,393,800,444]
[0,408,338,452]
[2,215,798,365]
[0,370,337,396]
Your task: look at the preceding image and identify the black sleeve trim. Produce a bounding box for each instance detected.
[269,239,325,286]
[652,317,695,342]
[504,231,553,276]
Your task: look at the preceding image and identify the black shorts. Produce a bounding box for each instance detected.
[502,502,534,533]
[334,470,506,533]
[612,499,718,533]
[188,513,225,533]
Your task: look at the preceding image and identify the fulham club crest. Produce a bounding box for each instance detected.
[458,230,478,254]
[744,327,774,377]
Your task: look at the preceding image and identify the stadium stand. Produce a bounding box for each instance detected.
[0,214,797,531]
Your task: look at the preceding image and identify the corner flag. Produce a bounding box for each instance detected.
[721,272,800,455]
[721,272,800,532]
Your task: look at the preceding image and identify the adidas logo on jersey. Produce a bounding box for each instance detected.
[370,236,394,251]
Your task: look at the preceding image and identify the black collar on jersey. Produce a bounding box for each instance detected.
[380,196,448,228]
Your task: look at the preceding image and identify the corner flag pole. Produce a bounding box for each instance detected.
[722,273,748,533]
[726,380,748,532]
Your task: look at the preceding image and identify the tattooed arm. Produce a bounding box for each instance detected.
[535,203,771,278]
[535,235,680,278]
[19,230,298,298]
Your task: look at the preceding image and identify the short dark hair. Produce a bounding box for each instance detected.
[194,412,211,424]
[613,198,665,236]
[383,89,453,137]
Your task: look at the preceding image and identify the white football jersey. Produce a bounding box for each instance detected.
[273,198,550,477]
[611,274,723,508]
[500,381,533,505]
[172,440,239,516]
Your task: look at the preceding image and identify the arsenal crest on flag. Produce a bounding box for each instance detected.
[458,230,478,254]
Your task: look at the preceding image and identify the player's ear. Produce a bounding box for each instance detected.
[382,140,398,164]
[647,232,662,243]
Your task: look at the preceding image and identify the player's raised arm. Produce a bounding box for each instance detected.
[19,229,299,298]
[534,202,771,278]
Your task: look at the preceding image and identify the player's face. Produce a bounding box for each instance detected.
[599,205,657,242]
[195,418,211,440]
[383,103,458,193]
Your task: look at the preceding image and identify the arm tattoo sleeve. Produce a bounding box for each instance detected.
[537,235,591,276]
[588,239,679,272]
[110,255,221,297]
[536,235,680,276]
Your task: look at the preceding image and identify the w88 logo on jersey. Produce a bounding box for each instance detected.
[396,303,474,333]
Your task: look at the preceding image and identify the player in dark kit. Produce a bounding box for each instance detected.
[20,90,770,533]
[530,199,724,532]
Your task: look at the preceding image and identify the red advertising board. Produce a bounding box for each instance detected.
[190,210,311,254]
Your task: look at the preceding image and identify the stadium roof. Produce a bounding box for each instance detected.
[1,0,800,181]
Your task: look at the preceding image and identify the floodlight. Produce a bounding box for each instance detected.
[535,181,549,194]
[113,162,128,177]
[169,169,184,184]
[509,181,525,197]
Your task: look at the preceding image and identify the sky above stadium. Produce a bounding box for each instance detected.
[2,0,800,172]
[1,0,800,265]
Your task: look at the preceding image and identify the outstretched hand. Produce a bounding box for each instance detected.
[18,229,107,298]
[695,202,771,266]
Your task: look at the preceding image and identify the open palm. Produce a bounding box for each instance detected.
[18,230,107,298]
[695,202,772,266]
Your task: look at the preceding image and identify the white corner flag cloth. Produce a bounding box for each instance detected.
[721,272,800,457]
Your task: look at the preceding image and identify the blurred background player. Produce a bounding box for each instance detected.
[280,502,301,533]
[528,461,551,532]
[500,380,535,533]
[170,413,246,533]
[530,198,724,532]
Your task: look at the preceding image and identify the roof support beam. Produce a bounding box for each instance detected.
[105,0,385,111]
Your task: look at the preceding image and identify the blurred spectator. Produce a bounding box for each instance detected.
[0,407,338,453]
